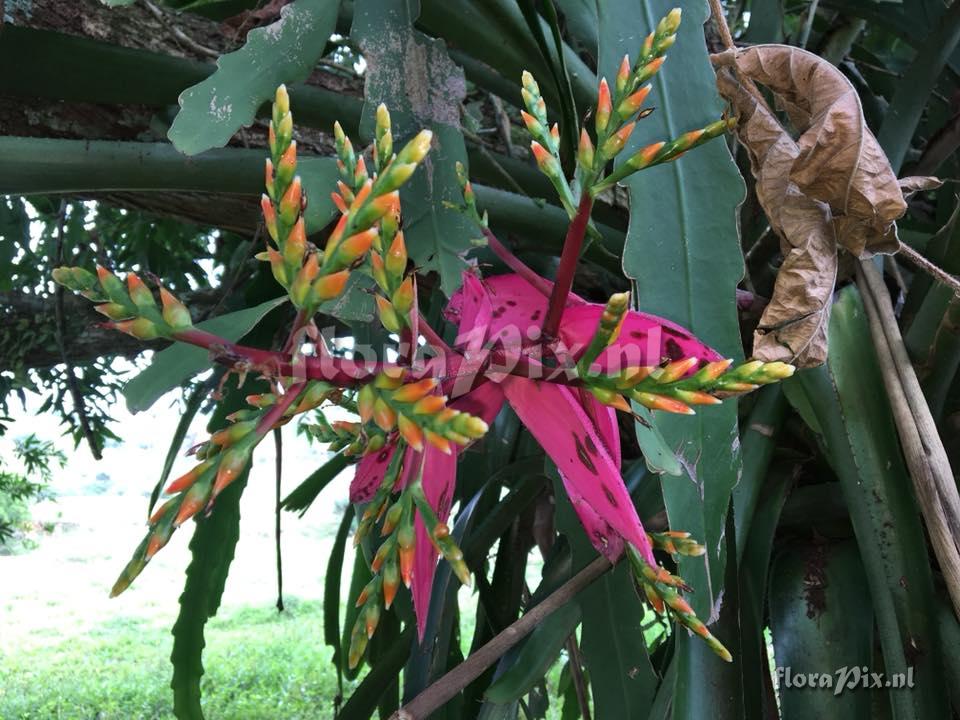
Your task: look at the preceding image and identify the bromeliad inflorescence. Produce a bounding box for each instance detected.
[53,7,792,668]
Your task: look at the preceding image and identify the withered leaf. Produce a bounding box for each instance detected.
[717,45,906,257]
[714,46,913,367]
[717,71,835,366]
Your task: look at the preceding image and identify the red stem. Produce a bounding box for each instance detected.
[256,381,307,435]
[481,227,552,298]
[174,325,585,393]
[542,193,594,338]
[417,312,452,354]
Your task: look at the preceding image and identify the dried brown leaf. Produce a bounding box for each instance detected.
[899,175,944,199]
[716,45,907,257]
[717,71,835,366]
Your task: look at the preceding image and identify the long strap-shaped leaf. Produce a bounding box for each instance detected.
[170,381,262,719]
[596,2,747,717]
[785,286,949,720]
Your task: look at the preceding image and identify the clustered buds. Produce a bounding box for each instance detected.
[357,371,488,455]
[578,291,630,375]
[348,451,472,669]
[52,266,194,341]
[626,544,732,662]
[512,8,734,206]
[586,354,795,416]
[647,530,706,557]
[109,381,336,597]
[592,117,737,194]
[519,71,577,216]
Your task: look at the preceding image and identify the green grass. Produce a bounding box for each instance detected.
[0,598,341,720]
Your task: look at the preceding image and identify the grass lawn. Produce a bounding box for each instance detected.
[1,599,341,720]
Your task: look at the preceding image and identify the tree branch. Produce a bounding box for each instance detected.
[388,556,613,720]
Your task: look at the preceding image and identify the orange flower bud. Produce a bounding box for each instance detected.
[595,77,612,134]
[636,56,665,84]
[412,395,445,415]
[392,378,439,403]
[376,295,403,333]
[309,269,347,303]
[173,481,209,527]
[126,273,155,309]
[277,141,297,185]
[618,84,652,118]
[160,287,192,330]
[425,429,452,455]
[348,178,373,214]
[385,231,407,281]
[148,496,178,525]
[113,318,160,340]
[520,109,542,136]
[370,252,389,291]
[392,276,415,314]
[373,397,397,432]
[357,384,376,424]
[397,413,424,451]
[212,446,250,499]
[633,391,694,415]
[578,128,595,171]
[264,158,275,198]
[658,357,699,384]
[145,523,173,561]
[285,218,307,267]
[616,54,631,95]
[290,252,320,307]
[279,176,302,225]
[336,227,378,266]
[600,121,635,159]
[164,460,212,495]
[261,194,278,241]
[95,302,132,321]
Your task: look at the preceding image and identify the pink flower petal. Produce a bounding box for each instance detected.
[502,376,655,566]
[559,304,723,373]
[411,445,457,640]
[349,445,396,503]
[411,381,506,640]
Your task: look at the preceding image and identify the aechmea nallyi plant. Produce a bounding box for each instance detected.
[52,8,792,669]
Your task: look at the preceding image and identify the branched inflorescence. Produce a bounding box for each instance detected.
[53,8,794,667]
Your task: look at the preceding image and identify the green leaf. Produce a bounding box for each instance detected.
[738,464,793,720]
[122,297,287,413]
[553,0,598,52]
[553,472,659,718]
[340,543,373,681]
[876,0,960,171]
[632,406,681,476]
[280,449,350,516]
[732,387,787,560]
[325,505,355,698]
[169,380,263,720]
[351,0,475,295]
[147,375,217,517]
[786,286,949,720]
[769,540,874,720]
[484,601,581,704]
[601,1,747,715]
[167,0,341,155]
[608,0,746,613]
[338,625,416,720]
